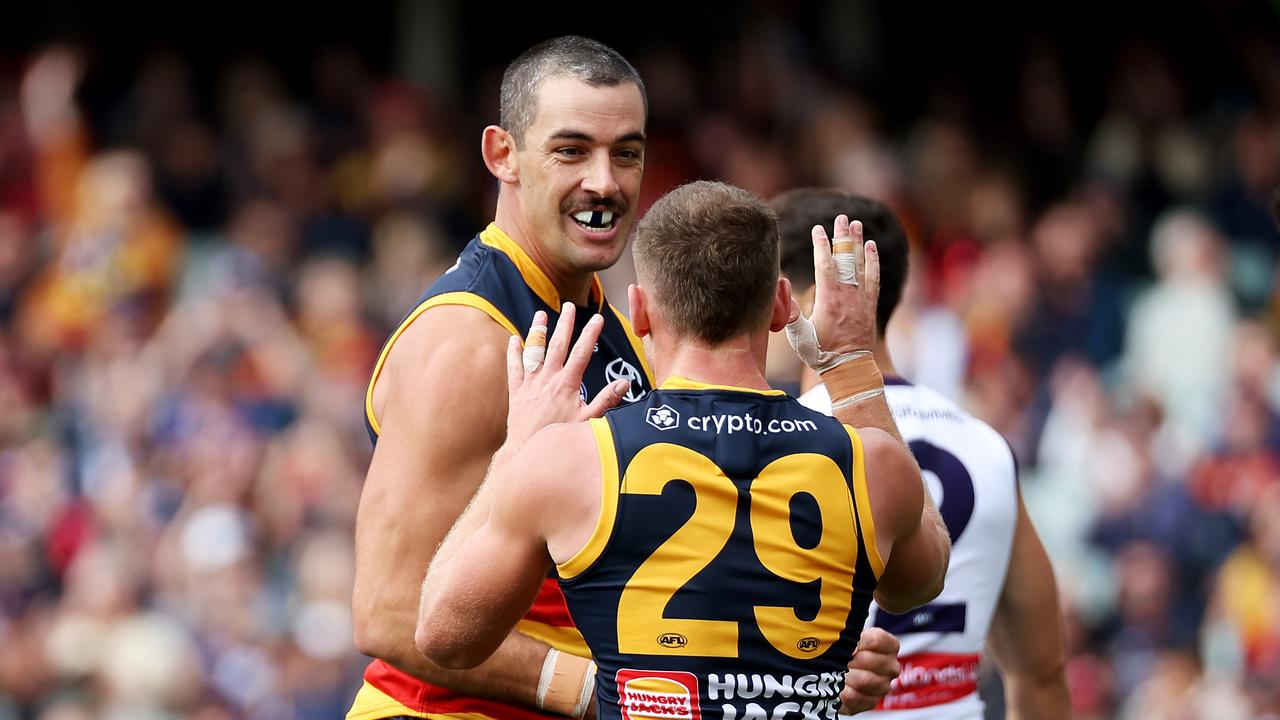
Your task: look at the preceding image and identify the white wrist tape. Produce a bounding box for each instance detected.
[536,648,596,718]
[830,386,885,410]
[536,648,559,710]
[785,312,868,374]
[573,664,597,719]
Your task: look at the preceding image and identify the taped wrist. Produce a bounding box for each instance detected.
[785,312,870,374]
[821,351,884,410]
[786,313,842,372]
[537,648,597,718]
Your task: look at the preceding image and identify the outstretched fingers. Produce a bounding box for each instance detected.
[582,378,631,419]
[831,215,859,286]
[544,302,576,370]
[513,310,549,391]
[863,239,880,303]
[522,311,549,371]
[563,314,604,380]
[812,223,835,300]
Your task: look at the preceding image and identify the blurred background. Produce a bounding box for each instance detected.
[1,1,1278,718]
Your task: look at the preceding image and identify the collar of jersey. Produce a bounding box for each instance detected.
[660,375,786,396]
[479,223,605,311]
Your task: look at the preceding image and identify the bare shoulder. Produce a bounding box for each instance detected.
[367,304,516,495]
[500,421,605,557]
[379,304,513,398]
[371,304,514,434]
[511,421,602,493]
[858,426,913,468]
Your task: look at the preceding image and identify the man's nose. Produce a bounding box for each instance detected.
[581,151,621,198]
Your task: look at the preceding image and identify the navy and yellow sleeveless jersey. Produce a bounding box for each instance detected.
[362,222,653,444]
[349,223,654,720]
[558,378,884,720]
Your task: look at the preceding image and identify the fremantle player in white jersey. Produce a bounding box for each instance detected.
[773,189,1071,720]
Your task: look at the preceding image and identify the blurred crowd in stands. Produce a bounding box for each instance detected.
[0,10,1278,720]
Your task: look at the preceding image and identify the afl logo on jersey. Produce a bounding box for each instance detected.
[797,637,821,653]
[656,633,687,649]
[606,358,646,402]
[646,405,680,431]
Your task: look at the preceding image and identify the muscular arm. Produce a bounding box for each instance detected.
[987,494,1071,720]
[856,427,949,614]
[416,423,597,668]
[805,217,947,609]
[830,384,905,446]
[351,306,552,708]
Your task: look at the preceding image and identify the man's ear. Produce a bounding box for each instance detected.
[628,284,651,337]
[481,125,519,184]
[769,276,793,332]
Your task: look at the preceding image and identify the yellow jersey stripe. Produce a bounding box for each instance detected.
[844,425,885,578]
[479,223,559,309]
[478,224,606,311]
[660,375,787,396]
[364,291,520,436]
[556,418,621,581]
[610,303,656,386]
[516,618,593,658]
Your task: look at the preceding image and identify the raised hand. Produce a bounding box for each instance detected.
[504,303,631,445]
[786,214,881,368]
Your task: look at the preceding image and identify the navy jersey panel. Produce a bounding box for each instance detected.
[363,233,649,445]
[561,386,878,720]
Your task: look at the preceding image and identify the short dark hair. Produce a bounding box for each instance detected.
[770,188,909,335]
[633,181,779,344]
[500,36,646,147]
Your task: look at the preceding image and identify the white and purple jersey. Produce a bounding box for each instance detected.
[800,379,1018,720]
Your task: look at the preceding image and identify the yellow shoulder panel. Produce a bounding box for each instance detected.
[556,417,621,579]
[843,425,885,578]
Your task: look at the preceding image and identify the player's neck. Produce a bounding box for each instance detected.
[494,200,594,306]
[653,332,772,392]
[798,338,899,393]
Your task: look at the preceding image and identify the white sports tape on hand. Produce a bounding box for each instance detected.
[522,325,547,373]
[785,312,868,374]
[786,312,837,371]
[832,238,859,286]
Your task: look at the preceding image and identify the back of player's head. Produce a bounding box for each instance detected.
[633,181,779,344]
[770,188,909,334]
[500,36,647,147]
